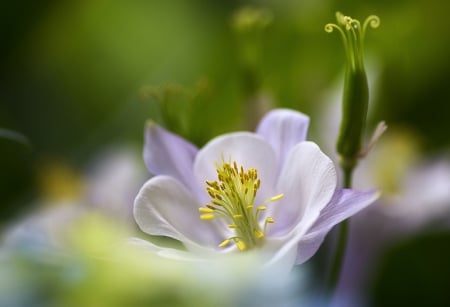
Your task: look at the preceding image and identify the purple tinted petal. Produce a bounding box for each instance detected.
[134,176,225,251]
[294,189,379,264]
[256,109,310,166]
[143,121,200,195]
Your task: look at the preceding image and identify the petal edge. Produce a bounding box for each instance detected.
[134,176,224,251]
[256,109,310,165]
[295,188,379,264]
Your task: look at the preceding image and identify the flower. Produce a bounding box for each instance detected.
[133,109,378,268]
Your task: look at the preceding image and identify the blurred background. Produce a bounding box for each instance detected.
[1,0,450,306]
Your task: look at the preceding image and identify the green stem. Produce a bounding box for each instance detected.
[323,11,380,301]
[342,166,354,189]
[326,166,353,297]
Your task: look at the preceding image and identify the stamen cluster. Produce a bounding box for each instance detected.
[199,161,282,251]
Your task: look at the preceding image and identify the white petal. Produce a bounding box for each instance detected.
[133,176,224,251]
[294,189,379,264]
[256,109,310,166]
[193,132,278,203]
[268,141,337,237]
[262,237,300,274]
[127,237,205,262]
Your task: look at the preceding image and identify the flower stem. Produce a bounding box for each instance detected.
[326,167,353,297]
[327,217,349,294]
[323,11,379,300]
[342,166,354,189]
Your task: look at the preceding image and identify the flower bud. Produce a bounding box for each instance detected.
[325,12,380,173]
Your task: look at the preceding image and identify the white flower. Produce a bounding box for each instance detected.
[133,109,378,268]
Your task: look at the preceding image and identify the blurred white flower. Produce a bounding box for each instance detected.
[85,146,147,223]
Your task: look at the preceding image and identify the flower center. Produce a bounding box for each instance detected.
[198,161,283,251]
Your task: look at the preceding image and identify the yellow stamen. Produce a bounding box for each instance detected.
[254,229,264,239]
[199,207,214,213]
[236,240,247,251]
[265,217,275,223]
[200,214,215,220]
[270,193,284,201]
[219,239,231,248]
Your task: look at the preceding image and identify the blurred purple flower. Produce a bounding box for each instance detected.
[333,154,450,307]
[319,82,450,306]
[133,109,378,268]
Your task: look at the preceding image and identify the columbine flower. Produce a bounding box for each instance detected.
[133,109,378,268]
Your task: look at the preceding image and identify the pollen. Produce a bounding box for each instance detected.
[198,160,283,251]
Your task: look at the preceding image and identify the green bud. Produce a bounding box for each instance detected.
[231,6,273,93]
[139,81,213,146]
[325,12,380,173]
[231,6,273,32]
